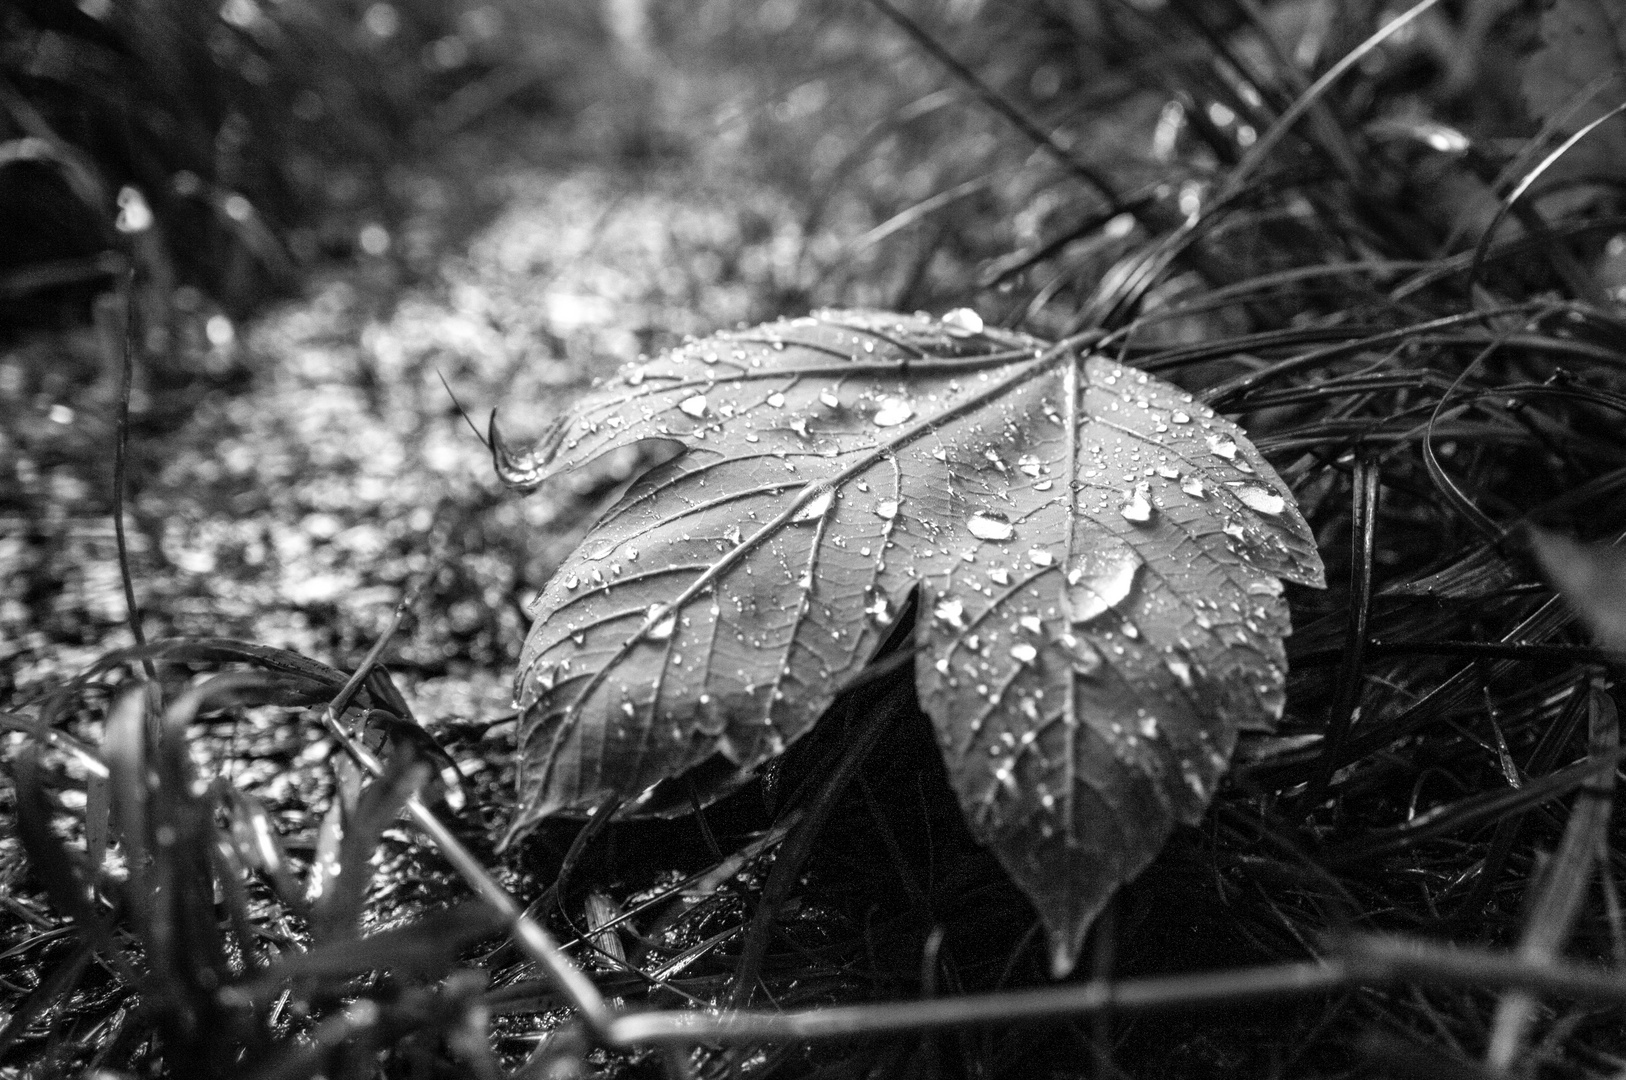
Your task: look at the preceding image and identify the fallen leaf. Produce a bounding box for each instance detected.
[502,310,1325,974]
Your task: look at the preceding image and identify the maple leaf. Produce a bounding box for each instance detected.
[499,309,1325,975]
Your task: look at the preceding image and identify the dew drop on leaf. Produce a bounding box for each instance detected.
[679,394,708,417]
[1072,639,1104,677]
[942,307,984,334]
[1235,485,1285,515]
[1119,482,1154,524]
[934,597,966,627]
[874,499,899,519]
[645,605,677,642]
[1171,410,1190,424]
[1206,434,1238,460]
[1028,548,1055,567]
[1010,642,1038,665]
[1181,476,1206,498]
[968,511,1015,541]
[794,489,834,522]
[1064,540,1143,624]
[872,398,913,427]
[766,392,785,407]
[819,389,840,408]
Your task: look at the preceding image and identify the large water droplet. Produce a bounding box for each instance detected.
[646,604,677,641]
[1010,642,1038,665]
[1120,482,1154,524]
[679,394,708,417]
[872,398,913,427]
[934,597,966,627]
[766,392,786,408]
[1028,548,1055,567]
[1235,485,1285,515]
[968,511,1015,541]
[794,488,834,522]
[1206,434,1238,460]
[1181,476,1206,498]
[942,307,984,334]
[1171,410,1191,424]
[874,499,899,519]
[1064,537,1143,624]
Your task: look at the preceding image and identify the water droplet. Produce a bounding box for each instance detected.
[988,567,1010,585]
[866,593,892,623]
[1181,476,1206,498]
[934,597,966,627]
[794,489,834,522]
[1010,642,1038,665]
[942,307,984,334]
[647,610,675,639]
[1120,482,1154,524]
[1139,715,1160,738]
[766,392,786,408]
[1028,548,1054,567]
[1206,434,1238,460]
[1236,485,1284,515]
[1156,465,1180,479]
[968,511,1015,541]
[1165,658,1193,688]
[819,389,840,408]
[1064,538,1142,624]
[872,398,913,427]
[1171,410,1191,424]
[1072,639,1103,677]
[1019,614,1042,634]
[874,499,899,519]
[626,367,646,385]
[679,394,708,417]
[1247,578,1284,597]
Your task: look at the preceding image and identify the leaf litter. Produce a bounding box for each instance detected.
[501,308,1325,974]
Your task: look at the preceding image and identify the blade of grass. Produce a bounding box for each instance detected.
[1486,684,1618,1070]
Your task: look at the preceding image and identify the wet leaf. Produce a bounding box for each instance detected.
[505,310,1325,974]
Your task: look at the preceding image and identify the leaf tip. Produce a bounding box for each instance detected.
[489,409,551,492]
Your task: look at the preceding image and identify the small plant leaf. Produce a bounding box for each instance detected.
[1530,527,1626,652]
[1520,0,1626,190]
[506,310,1325,974]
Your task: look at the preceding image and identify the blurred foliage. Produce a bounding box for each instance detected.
[0,0,620,329]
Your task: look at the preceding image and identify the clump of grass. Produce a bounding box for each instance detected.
[6,1,1626,1077]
